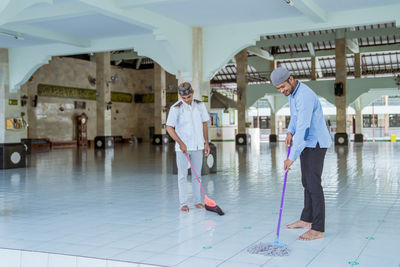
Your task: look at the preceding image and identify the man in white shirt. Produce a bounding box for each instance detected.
[166,82,211,212]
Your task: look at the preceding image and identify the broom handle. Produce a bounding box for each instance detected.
[276,146,291,240]
[185,153,207,196]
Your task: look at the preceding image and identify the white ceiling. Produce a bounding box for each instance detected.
[1,0,399,48]
[29,14,151,39]
[2,0,400,91]
[144,0,303,26]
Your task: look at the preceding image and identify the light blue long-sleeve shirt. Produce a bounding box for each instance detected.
[287,81,332,162]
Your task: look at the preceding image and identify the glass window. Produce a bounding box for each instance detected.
[363,115,378,128]
[389,114,400,127]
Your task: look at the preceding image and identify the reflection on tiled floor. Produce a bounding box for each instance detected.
[0,142,399,267]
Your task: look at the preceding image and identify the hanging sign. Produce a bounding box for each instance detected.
[37,84,133,103]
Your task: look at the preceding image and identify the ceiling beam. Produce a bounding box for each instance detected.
[346,27,400,39]
[346,38,360,53]
[314,57,323,78]
[5,2,93,24]
[78,0,186,32]
[360,43,400,53]
[247,46,274,61]
[303,32,315,56]
[136,57,142,69]
[115,0,188,7]
[1,24,91,47]
[0,0,52,26]
[257,33,336,47]
[273,43,400,60]
[300,32,323,78]
[346,27,359,54]
[306,42,315,56]
[110,51,141,61]
[257,27,400,48]
[292,0,327,22]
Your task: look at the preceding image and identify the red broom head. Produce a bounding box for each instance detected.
[204,195,216,207]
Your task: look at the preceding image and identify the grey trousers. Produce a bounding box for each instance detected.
[176,150,203,207]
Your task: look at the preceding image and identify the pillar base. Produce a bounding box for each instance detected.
[152,134,169,145]
[335,133,348,146]
[236,134,251,146]
[172,143,217,175]
[0,143,26,169]
[94,136,114,149]
[354,134,364,143]
[269,134,277,142]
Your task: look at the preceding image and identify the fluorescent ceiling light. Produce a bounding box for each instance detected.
[0,31,24,40]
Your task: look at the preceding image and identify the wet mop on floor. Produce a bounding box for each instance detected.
[247,242,291,256]
[247,146,292,257]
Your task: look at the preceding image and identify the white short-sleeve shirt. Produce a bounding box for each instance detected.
[166,99,210,152]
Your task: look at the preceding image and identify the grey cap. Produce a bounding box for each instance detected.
[178,82,193,96]
[270,67,291,86]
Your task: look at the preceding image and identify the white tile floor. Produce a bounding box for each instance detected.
[0,142,399,267]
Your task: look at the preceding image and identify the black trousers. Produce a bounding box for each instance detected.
[299,143,327,232]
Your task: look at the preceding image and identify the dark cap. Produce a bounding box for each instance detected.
[178,82,193,96]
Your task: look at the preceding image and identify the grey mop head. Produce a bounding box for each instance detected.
[247,242,291,256]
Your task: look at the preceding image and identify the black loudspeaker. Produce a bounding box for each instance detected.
[334,82,343,96]
[236,134,251,146]
[354,134,364,143]
[31,95,38,107]
[269,134,277,142]
[152,134,169,145]
[0,143,26,169]
[334,133,348,146]
[94,136,114,149]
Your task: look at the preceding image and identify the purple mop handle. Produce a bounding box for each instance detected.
[276,146,291,241]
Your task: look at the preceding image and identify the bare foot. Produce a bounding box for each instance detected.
[195,203,205,209]
[180,205,189,212]
[298,229,324,241]
[285,220,311,229]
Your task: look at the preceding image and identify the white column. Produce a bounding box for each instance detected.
[384,96,389,137]
[191,27,211,110]
[355,109,363,135]
[0,48,21,143]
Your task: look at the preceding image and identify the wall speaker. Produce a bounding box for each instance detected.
[334,82,343,96]
[32,95,38,107]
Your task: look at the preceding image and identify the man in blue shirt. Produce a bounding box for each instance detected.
[271,67,332,241]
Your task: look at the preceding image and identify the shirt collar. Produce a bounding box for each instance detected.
[182,100,192,109]
[291,81,301,97]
